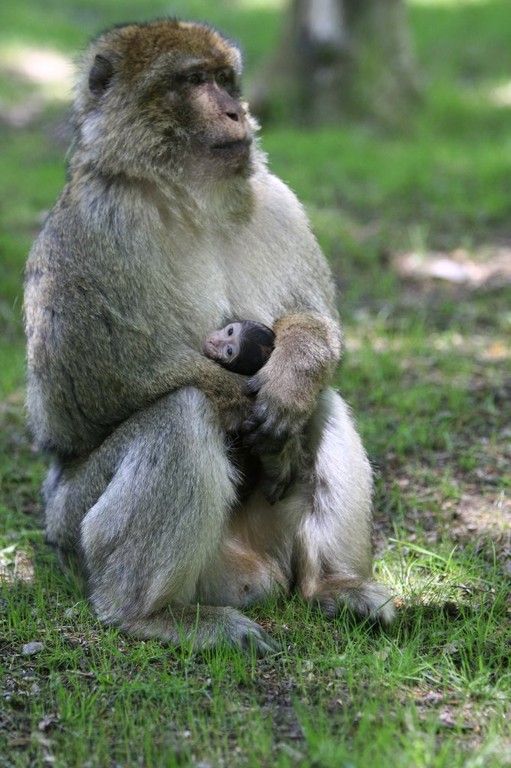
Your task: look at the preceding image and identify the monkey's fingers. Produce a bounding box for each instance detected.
[236,624,281,657]
[243,419,291,454]
[241,402,268,433]
[243,399,301,448]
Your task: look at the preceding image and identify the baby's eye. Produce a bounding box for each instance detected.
[227,326,233,336]
[226,345,233,356]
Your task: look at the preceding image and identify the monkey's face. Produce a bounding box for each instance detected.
[75,20,256,182]
[203,323,242,367]
[157,59,252,176]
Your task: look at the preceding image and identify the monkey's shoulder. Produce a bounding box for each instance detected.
[27,184,102,276]
[251,170,309,227]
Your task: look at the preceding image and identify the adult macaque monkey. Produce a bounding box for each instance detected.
[24,20,394,654]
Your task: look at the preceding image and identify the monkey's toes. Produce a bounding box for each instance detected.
[226,612,280,656]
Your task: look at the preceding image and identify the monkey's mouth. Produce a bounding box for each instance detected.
[211,138,252,154]
[203,341,219,360]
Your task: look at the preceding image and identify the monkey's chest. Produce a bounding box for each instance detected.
[154,227,292,348]
[217,237,292,327]
[156,243,233,346]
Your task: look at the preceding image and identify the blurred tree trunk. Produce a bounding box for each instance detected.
[251,0,421,126]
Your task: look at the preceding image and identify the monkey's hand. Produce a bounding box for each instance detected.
[242,314,341,454]
[259,435,303,505]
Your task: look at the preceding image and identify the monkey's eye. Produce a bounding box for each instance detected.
[227,326,234,336]
[187,72,206,86]
[216,70,234,88]
[226,345,233,357]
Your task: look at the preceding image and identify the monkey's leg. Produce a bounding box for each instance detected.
[295,388,396,624]
[45,388,277,654]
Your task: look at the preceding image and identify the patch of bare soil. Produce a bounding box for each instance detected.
[393,244,511,291]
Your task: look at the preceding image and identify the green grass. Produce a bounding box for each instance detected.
[1,0,511,766]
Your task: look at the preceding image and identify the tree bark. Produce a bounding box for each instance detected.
[251,0,421,126]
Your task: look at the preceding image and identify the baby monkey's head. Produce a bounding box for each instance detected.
[203,320,275,376]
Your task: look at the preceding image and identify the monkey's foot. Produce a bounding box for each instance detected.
[303,578,396,626]
[219,608,279,656]
[103,604,280,656]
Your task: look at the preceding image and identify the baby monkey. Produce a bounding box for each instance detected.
[204,321,275,376]
[204,320,293,504]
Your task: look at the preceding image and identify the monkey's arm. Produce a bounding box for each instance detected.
[243,312,341,453]
[141,353,254,434]
[27,300,253,457]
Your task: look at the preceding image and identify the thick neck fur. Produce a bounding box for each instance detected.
[68,142,267,233]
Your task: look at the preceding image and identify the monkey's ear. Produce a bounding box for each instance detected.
[89,54,115,96]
